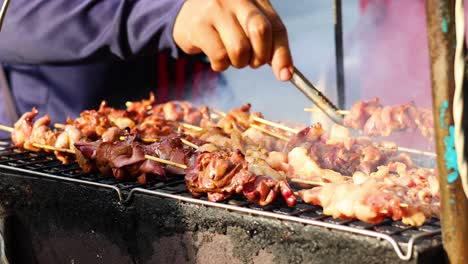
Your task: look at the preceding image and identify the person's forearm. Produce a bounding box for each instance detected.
[0,0,184,64]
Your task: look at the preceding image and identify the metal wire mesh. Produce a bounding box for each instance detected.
[0,139,442,261]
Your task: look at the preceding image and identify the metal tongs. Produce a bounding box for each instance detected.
[0,0,10,31]
[290,66,344,125]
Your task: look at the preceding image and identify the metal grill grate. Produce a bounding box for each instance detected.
[0,139,442,261]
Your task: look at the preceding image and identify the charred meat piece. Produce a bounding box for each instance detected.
[143,135,199,175]
[185,150,296,206]
[73,110,113,140]
[98,101,136,130]
[131,117,180,139]
[74,141,100,174]
[149,101,204,125]
[126,92,157,122]
[217,104,252,133]
[243,176,296,207]
[185,150,250,201]
[285,123,325,152]
[74,137,165,184]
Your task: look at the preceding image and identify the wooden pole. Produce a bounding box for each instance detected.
[426,0,468,263]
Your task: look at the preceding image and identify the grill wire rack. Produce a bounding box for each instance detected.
[0,139,441,261]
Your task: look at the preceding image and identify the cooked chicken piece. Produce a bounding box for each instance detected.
[11,108,39,149]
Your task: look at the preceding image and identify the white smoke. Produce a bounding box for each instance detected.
[210,0,360,124]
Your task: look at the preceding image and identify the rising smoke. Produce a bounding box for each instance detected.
[200,0,435,151]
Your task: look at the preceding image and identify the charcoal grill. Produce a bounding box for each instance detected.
[0,138,444,263]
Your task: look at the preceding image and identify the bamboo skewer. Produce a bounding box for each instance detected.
[32,143,75,154]
[251,116,299,134]
[210,108,299,136]
[141,137,157,143]
[304,110,437,157]
[55,122,202,148]
[178,122,203,131]
[54,123,65,129]
[118,136,199,149]
[290,178,325,186]
[250,124,290,141]
[210,113,221,119]
[211,108,227,117]
[144,155,187,169]
[0,124,14,133]
[397,147,437,157]
[180,138,199,149]
[0,123,431,210]
[304,108,350,115]
[0,124,189,169]
[31,142,188,169]
[55,122,203,132]
[7,121,439,158]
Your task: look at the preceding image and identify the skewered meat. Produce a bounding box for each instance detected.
[6,94,439,220]
[343,97,434,138]
[288,147,349,183]
[54,125,83,163]
[148,101,204,125]
[73,110,113,140]
[132,117,179,139]
[74,136,166,184]
[216,104,291,151]
[11,108,57,152]
[242,127,287,152]
[143,135,200,175]
[285,125,397,177]
[11,108,39,150]
[299,162,439,226]
[185,150,296,206]
[298,179,426,226]
[343,97,382,130]
[126,92,156,122]
[98,101,136,129]
[285,123,325,152]
[217,104,253,133]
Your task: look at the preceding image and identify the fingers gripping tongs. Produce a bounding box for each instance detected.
[289,66,344,125]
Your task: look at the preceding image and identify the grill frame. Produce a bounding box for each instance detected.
[0,139,442,261]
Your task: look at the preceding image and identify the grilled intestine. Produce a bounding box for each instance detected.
[8,94,439,225]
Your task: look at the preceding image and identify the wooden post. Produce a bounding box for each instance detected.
[426,0,468,263]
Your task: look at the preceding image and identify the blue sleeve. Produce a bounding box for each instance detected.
[0,0,185,64]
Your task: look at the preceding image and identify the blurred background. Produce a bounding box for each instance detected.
[201,0,434,151]
[203,0,361,124]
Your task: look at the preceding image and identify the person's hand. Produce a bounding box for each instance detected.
[173,0,293,81]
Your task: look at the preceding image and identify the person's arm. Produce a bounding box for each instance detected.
[0,0,184,64]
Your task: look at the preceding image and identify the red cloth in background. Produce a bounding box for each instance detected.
[154,52,219,104]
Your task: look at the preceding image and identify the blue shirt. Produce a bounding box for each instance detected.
[0,0,220,137]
